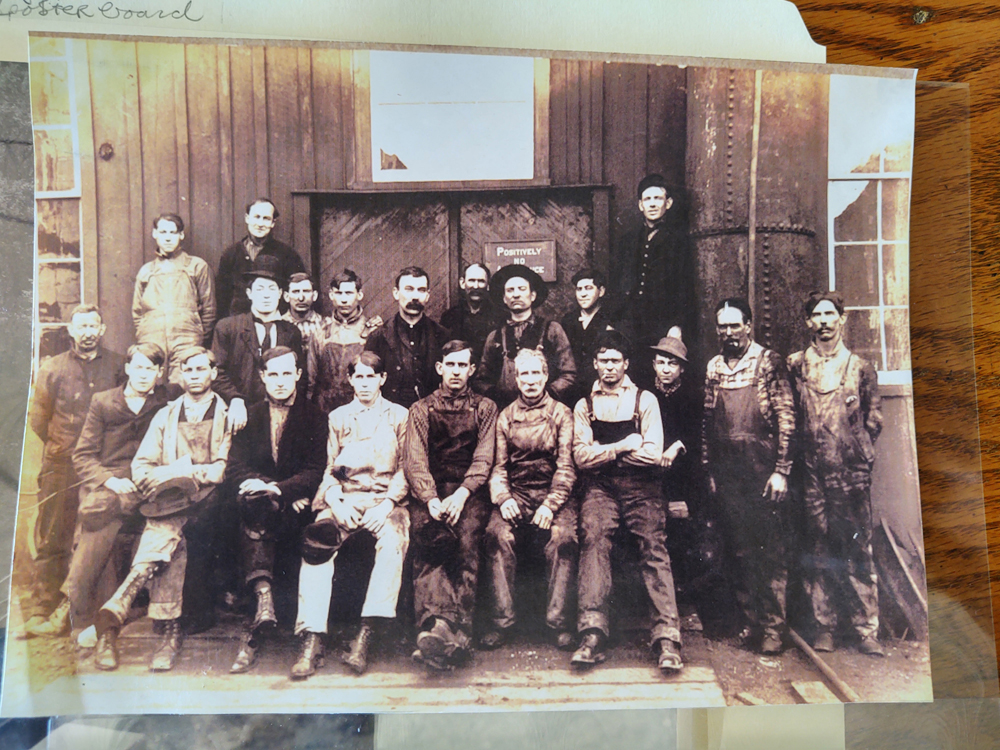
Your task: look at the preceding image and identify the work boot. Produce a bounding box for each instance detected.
[18,615,47,640]
[570,631,606,669]
[416,617,458,662]
[25,597,71,638]
[343,621,375,675]
[94,628,120,671]
[251,584,277,632]
[477,627,509,651]
[859,636,885,657]
[96,563,157,634]
[813,632,835,653]
[149,619,183,672]
[657,639,684,673]
[229,632,258,674]
[290,632,325,680]
[760,631,784,655]
[554,630,576,652]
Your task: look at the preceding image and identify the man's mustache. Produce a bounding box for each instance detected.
[405,301,425,312]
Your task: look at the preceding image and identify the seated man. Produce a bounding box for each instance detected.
[481,348,577,651]
[292,351,409,679]
[227,347,327,674]
[92,347,231,672]
[572,331,682,674]
[405,340,498,670]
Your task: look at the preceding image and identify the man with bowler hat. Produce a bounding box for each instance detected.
[473,264,576,409]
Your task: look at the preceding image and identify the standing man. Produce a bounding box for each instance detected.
[441,263,502,361]
[293,351,410,679]
[133,213,216,380]
[474,264,576,409]
[702,298,795,655]
[787,292,883,656]
[364,266,447,409]
[481,348,577,651]
[93,346,231,672]
[571,330,682,673]
[560,267,616,404]
[22,304,124,637]
[610,174,694,349]
[405,341,498,670]
[226,347,327,674]
[216,198,305,319]
[308,269,382,414]
[282,273,325,348]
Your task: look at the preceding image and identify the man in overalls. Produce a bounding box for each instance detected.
[133,213,216,382]
[404,340,498,670]
[481,348,577,651]
[293,351,410,679]
[787,291,883,656]
[572,330,682,673]
[702,298,795,655]
[93,346,231,672]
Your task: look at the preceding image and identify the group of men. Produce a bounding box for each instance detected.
[20,174,885,684]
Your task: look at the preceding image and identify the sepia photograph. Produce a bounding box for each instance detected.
[2,32,928,715]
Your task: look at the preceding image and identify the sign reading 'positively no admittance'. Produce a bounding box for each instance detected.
[484,239,557,282]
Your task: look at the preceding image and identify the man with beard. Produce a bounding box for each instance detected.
[441,263,502,361]
[216,198,305,319]
[473,265,576,409]
[571,330,682,674]
[405,340,498,670]
[702,298,795,655]
[226,347,327,673]
[481,348,577,651]
[22,305,124,638]
[364,266,447,409]
[787,292,883,656]
[93,346,231,672]
[293,351,409,679]
[282,273,325,348]
[560,268,616,405]
[308,269,383,413]
[610,174,694,350]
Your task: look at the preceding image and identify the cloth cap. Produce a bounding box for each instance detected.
[649,335,688,363]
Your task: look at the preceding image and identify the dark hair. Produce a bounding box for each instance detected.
[69,303,103,322]
[593,330,632,360]
[571,267,607,288]
[462,262,491,282]
[715,297,753,325]
[331,268,362,290]
[287,273,314,289]
[804,290,846,317]
[245,198,279,220]
[259,345,299,371]
[637,174,670,200]
[395,266,429,288]
[126,342,166,368]
[152,213,185,233]
[177,346,216,368]
[348,350,385,376]
[439,339,474,362]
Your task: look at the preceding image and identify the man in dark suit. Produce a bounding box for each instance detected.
[560,267,617,406]
[226,346,327,673]
[215,198,305,319]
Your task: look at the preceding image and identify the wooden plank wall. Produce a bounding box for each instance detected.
[80,41,687,353]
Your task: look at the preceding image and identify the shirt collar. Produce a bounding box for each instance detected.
[807,339,847,361]
[592,375,635,395]
[718,341,763,375]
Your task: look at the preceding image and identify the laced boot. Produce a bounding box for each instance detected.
[290,632,325,680]
[251,582,277,632]
[94,628,120,671]
[149,619,183,671]
[95,563,157,635]
[343,620,376,675]
[26,597,71,638]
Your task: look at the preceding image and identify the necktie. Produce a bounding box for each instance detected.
[253,317,276,354]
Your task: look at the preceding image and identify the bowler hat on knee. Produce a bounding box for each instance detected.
[301,518,344,565]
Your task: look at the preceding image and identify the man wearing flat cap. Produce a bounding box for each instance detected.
[92,346,231,672]
[226,346,327,674]
[293,350,410,679]
[787,291,883,657]
[473,264,576,409]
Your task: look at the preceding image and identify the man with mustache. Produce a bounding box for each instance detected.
[702,298,795,655]
[282,273,325,348]
[441,263,502,362]
[21,305,124,639]
[364,266,447,409]
[787,291,883,656]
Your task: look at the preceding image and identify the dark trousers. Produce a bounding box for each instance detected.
[483,499,578,632]
[62,516,140,629]
[239,501,314,586]
[180,489,222,628]
[577,472,681,645]
[409,491,491,638]
[26,457,79,618]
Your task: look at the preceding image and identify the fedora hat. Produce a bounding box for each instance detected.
[140,475,200,519]
[650,335,688,363]
[489,263,549,308]
[242,254,285,285]
[301,518,344,565]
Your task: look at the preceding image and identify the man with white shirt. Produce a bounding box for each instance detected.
[571,330,682,673]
